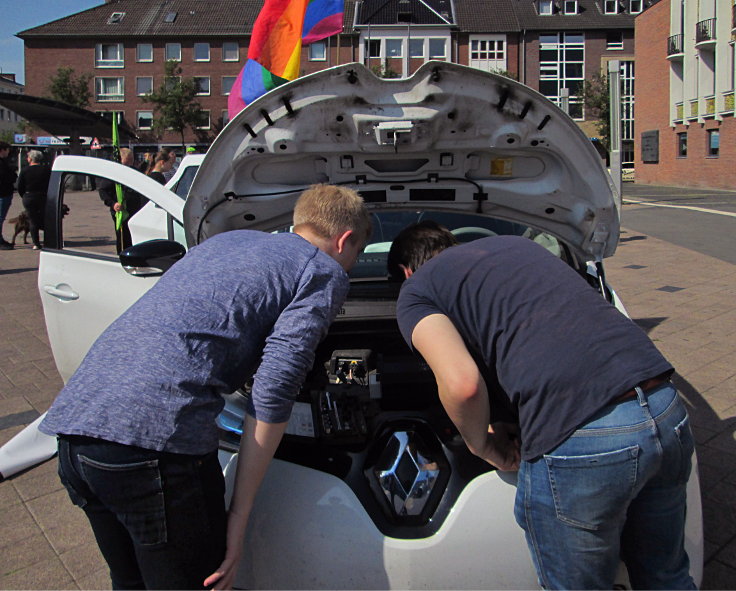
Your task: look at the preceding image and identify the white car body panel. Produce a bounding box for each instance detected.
[39,252,161,383]
[220,451,703,589]
[38,156,183,382]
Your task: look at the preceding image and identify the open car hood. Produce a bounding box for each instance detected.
[185,61,619,261]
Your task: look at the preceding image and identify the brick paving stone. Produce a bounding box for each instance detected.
[0,533,57,576]
[25,489,98,556]
[701,559,736,591]
[12,458,63,502]
[59,543,106,586]
[0,555,77,590]
[0,503,39,552]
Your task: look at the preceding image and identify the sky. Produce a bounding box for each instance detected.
[0,0,105,85]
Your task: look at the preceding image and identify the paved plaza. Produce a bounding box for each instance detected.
[1,187,735,589]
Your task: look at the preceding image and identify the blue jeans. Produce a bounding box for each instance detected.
[514,383,696,590]
[57,436,226,590]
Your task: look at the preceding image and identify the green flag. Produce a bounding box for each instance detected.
[112,112,128,231]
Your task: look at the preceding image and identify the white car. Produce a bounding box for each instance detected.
[38,61,703,589]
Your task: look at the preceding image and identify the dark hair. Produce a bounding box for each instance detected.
[0,141,10,151]
[387,220,457,281]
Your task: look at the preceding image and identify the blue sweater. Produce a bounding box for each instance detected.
[41,230,349,455]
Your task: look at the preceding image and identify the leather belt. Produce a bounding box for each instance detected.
[612,374,670,404]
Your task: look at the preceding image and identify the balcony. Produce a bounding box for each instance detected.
[695,18,716,49]
[666,33,684,59]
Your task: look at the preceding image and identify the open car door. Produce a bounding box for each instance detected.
[38,156,185,383]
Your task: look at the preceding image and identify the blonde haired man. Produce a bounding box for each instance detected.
[42,185,371,590]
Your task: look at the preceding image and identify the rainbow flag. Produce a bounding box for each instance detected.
[228,0,343,119]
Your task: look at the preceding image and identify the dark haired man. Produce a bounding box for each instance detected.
[387,221,695,590]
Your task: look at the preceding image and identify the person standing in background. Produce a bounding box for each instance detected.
[98,148,148,253]
[17,150,51,250]
[147,148,176,184]
[0,141,17,250]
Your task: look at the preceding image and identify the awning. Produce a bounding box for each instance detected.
[0,92,138,140]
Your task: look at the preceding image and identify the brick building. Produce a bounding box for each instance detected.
[634,0,735,189]
[18,0,645,155]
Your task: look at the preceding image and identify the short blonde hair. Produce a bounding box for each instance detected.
[293,184,372,245]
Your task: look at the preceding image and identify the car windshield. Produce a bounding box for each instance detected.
[348,211,566,280]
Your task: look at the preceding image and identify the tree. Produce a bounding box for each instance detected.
[582,71,611,150]
[47,67,92,108]
[144,60,203,148]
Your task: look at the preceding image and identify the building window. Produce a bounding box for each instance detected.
[539,0,554,15]
[606,31,624,50]
[365,39,381,59]
[137,43,153,62]
[538,32,585,119]
[222,42,239,61]
[165,43,181,61]
[620,60,635,141]
[222,76,236,95]
[469,37,507,72]
[604,0,619,14]
[194,43,210,62]
[194,77,211,96]
[95,77,124,102]
[95,43,124,68]
[309,41,327,61]
[221,109,230,126]
[429,38,446,58]
[196,110,211,129]
[628,0,642,13]
[136,77,153,96]
[470,38,506,61]
[136,111,153,130]
[707,129,719,156]
[386,39,403,58]
[564,1,578,15]
[409,38,424,58]
[677,132,687,157]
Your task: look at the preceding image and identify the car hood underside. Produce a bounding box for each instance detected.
[185,61,619,262]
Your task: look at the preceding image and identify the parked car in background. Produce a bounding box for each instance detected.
[38,61,703,589]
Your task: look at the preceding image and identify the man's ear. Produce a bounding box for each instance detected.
[400,264,413,279]
[336,229,354,254]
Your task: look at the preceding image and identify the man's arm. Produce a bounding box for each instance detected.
[204,415,287,590]
[411,313,520,471]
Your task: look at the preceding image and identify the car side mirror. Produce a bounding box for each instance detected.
[119,239,186,277]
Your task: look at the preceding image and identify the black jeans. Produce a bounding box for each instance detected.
[22,193,45,247]
[57,436,227,590]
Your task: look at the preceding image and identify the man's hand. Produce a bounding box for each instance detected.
[477,422,521,471]
[113,201,123,212]
[203,510,248,590]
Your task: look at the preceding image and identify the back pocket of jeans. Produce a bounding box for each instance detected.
[79,455,167,546]
[544,445,639,531]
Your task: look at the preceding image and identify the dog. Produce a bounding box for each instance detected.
[8,204,70,246]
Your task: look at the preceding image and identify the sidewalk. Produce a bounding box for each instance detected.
[1,194,735,589]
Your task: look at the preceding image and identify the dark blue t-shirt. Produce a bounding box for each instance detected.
[396,235,672,460]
